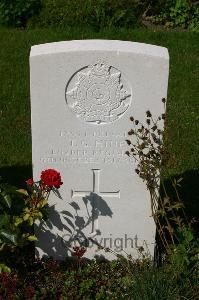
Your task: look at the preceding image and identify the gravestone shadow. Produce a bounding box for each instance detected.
[1,165,198,262]
[61,192,113,256]
[0,165,32,186]
[36,192,113,259]
[0,166,114,260]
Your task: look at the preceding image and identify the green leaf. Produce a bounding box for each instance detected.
[0,264,11,273]
[0,214,9,228]
[16,189,28,196]
[184,228,193,242]
[28,217,33,226]
[23,213,30,221]
[1,191,12,208]
[0,230,18,245]
[27,235,38,242]
[14,217,23,227]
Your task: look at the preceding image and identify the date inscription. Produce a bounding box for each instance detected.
[40,130,130,165]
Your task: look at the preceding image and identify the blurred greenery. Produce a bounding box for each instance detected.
[0,0,198,31]
[0,0,41,27]
[28,0,142,30]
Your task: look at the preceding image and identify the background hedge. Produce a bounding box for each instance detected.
[28,0,143,30]
[0,0,198,31]
[0,0,41,27]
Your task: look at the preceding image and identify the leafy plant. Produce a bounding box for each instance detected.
[28,0,141,30]
[0,183,28,249]
[0,0,41,27]
[125,98,199,287]
[0,272,18,299]
[188,6,199,32]
[0,169,62,270]
[125,99,186,252]
[0,257,197,299]
[146,0,199,31]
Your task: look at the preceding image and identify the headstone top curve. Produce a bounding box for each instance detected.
[30,39,169,59]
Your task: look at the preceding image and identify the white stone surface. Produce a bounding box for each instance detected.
[30,40,169,260]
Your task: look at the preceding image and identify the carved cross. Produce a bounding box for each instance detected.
[71,169,120,237]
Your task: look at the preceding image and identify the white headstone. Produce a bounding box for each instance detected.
[30,40,169,260]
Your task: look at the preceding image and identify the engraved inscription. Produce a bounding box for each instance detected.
[72,169,120,237]
[40,130,131,165]
[66,61,131,124]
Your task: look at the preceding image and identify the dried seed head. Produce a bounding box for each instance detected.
[135,169,140,174]
[151,125,157,131]
[150,149,156,155]
[127,254,132,260]
[141,136,147,141]
[139,143,145,150]
[128,129,134,135]
[146,119,150,125]
[146,110,152,117]
[162,113,166,120]
[125,151,130,156]
[138,246,144,253]
[125,139,131,145]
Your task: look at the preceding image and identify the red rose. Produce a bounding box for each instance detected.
[40,169,63,189]
[26,178,34,186]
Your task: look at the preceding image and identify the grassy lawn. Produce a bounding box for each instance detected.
[0,27,198,183]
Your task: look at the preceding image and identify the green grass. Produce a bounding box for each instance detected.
[0,27,198,179]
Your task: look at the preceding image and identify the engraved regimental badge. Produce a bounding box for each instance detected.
[66,61,131,124]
